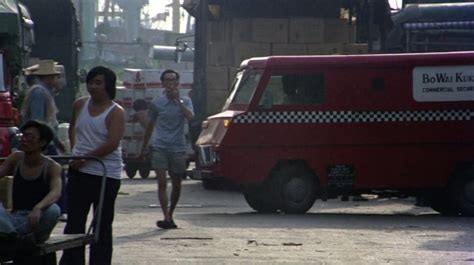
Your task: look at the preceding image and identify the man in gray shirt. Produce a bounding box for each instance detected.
[141,69,194,229]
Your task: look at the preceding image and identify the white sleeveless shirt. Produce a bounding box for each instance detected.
[72,97,123,179]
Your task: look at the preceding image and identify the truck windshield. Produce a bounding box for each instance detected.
[0,54,5,92]
[227,70,261,106]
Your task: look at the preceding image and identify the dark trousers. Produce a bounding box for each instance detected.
[59,170,120,265]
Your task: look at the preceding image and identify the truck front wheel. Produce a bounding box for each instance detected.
[273,165,317,214]
[244,187,278,213]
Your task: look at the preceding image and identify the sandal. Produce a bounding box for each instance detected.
[156,220,177,229]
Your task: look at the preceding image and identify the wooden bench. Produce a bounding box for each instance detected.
[0,156,106,264]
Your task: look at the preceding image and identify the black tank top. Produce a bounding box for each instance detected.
[12,157,50,211]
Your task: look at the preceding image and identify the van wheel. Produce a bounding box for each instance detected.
[139,168,150,179]
[451,167,474,217]
[244,187,278,213]
[125,165,137,179]
[273,165,317,214]
[430,191,458,216]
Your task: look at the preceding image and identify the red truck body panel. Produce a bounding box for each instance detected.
[197,52,474,191]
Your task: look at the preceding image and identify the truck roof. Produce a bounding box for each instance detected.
[241,51,474,70]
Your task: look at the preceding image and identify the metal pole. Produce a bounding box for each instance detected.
[172,0,181,33]
[368,0,374,52]
[193,0,208,121]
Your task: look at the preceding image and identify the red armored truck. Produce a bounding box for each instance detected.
[194,52,474,216]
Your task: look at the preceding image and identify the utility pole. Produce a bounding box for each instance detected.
[172,0,180,32]
[191,0,208,140]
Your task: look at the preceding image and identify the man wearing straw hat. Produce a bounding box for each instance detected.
[21,60,66,153]
[21,60,68,220]
[21,60,60,128]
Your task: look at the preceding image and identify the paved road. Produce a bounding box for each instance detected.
[54,174,474,264]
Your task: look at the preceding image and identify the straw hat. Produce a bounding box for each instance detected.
[30,60,60,76]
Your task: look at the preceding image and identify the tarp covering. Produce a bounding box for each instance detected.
[404,21,474,30]
[386,2,474,52]
[0,0,18,15]
[0,0,20,35]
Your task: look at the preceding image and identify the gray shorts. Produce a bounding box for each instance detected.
[150,148,187,174]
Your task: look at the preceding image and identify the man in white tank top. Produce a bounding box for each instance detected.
[60,66,125,265]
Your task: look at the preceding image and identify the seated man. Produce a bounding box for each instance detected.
[0,120,62,250]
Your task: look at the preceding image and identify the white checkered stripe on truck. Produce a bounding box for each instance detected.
[232,109,474,124]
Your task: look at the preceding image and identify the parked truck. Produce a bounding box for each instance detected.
[0,0,34,157]
[193,51,474,216]
[21,0,81,123]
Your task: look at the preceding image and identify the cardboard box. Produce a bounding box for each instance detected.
[307,43,344,55]
[145,88,162,102]
[207,89,230,114]
[314,0,342,18]
[0,177,13,209]
[133,124,144,137]
[342,43,369,54]
[123,68,146,88]
[271,43,307,55]
[232,42,271,66]
[180,70,194,89]
[208,42,232,66]
[133,89,146,103]
[124,123,135,139]
[116,88,134,108]
[208,20,231,43]
[251,18,289,43]
[207,66,229,91]
[289,17,325,43]
[230,18,253,42]
[324,19,355,43]
[143,70,162,87]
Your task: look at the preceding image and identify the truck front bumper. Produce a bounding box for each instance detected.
[190,169,215,180]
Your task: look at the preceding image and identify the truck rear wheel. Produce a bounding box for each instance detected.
[430,191,458,216]
[451,167,474,216]
[272,165,317,214]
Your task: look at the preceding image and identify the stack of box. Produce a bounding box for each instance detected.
[117,68,193,158]
[206,10,369,114]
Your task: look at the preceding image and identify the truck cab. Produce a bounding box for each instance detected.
[195,52,474,216]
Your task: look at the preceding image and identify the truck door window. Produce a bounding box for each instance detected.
[230,71,261,104]
[259,73,325,105]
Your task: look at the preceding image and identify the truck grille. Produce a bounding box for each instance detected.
[197,145,215,166]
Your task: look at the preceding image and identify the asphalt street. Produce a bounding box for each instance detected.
[52,173,474,264]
